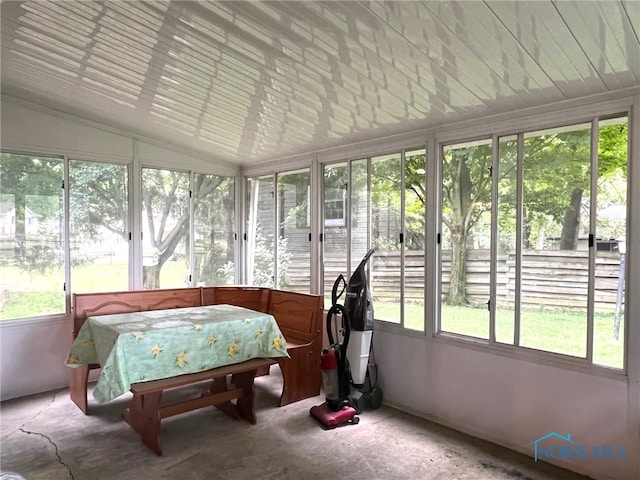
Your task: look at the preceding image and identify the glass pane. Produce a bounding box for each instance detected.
[247,176,275,288]
[69,161,129,293]
[193,174,235,286]
[404,149,426,331]
[371,153,402,324]
[277,169,310,293]
[519,123,591,357]
[141,168,190,289]
[323,163,348,306]
[350,159,369,274]
[496,136,518,343]
[440,140,492,339]
[0,153,65,319]
[593,117,627,369]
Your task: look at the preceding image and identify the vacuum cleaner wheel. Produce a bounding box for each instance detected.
[367,387,383,410]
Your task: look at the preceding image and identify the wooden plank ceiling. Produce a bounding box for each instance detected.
[1,1,639,165]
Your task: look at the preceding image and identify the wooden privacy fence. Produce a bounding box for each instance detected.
[285,249,624,312]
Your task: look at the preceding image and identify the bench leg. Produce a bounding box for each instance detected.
[69,365,89,415]
[122,391,163,456]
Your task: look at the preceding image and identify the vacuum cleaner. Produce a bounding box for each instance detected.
[310,248,383,429]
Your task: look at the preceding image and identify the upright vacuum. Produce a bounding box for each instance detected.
[310,248,383,429]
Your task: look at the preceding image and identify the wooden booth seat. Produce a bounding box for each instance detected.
[70,286,322,416]
[200,286,323,406]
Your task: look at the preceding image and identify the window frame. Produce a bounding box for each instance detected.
[432,112,630,376]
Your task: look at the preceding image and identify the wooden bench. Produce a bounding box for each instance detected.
[201,286,323,405]
[70,286,323,413]
[122,357,273,456]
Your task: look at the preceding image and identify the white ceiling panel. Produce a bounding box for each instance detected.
[1,0,639,165]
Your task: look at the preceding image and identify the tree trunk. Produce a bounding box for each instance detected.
[13,193,26,258]
[447,228,468,305]
[559,188,582,250]
[143,265,161,289]
[444,150,473,306]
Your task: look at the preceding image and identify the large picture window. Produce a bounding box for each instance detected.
[438,116,628,369]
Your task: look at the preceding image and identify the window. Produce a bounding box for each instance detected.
[0,153,65,319]
[277,169,311,293]
[323,163,349,306]
[69,160,129,293]
[246,169,310,292]
[438,116,628,369]
[1,153,237,320]
[371,153,402,324]
[192,173,236,286]
[141,168,190,289]
[324,188,346,227]
[440,139,493,339]
[246,175,275,288]
[321,148,426,330]
[141,168,237,290]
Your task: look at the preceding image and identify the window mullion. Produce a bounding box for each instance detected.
[514,134,524,346]
[273,173,278,289]
[400,150,406,328]
[489,137,499,343]
[63,156,71,315]
[188,171,195,287]
[586,118,599,363]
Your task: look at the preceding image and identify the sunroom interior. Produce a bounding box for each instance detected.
[1,1,639,480]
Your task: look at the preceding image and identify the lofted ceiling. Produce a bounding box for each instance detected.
[1,1,639,166]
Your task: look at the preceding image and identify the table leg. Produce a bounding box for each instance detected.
[201,376,239,421]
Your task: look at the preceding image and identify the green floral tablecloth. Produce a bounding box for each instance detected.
[65,304,289,403]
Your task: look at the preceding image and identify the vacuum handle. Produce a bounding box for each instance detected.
[331,274,346,306]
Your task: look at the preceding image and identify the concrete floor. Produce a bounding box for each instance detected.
[1,370,590,480]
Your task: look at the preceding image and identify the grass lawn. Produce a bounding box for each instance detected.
[0,261,188,319]
[375,302,624,369]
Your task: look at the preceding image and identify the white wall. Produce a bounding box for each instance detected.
[375,333,637,480]
[0,317,72,400]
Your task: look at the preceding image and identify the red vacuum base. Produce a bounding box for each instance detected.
[310,402,359,429]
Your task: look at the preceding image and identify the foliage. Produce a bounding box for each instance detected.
[0,153,64,274]
[250,224,291,288]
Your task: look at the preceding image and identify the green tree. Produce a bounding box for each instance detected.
[441,144,493,305]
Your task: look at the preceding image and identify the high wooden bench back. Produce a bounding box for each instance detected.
[201,286,270,311]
